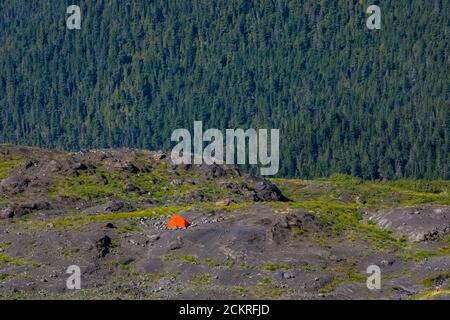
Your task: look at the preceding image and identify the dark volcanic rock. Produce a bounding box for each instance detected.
[83,200,134,215]
[218,178,288,203]
[0,201,52,219]
[97,235,112,257]
[271,212,323,244]
[251,179,289,202]
[202,164,226,179]
[105,222,116,229]
[125,184,142,193]
[96,174,109,185]
[102,200,134,213]
[0,176,31,194]
[123,163,140,174]
[71,162,88,171]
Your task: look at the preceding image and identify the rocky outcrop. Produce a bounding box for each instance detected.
[0,145,288,218]
[0,201,52,219]
[366,207,450,242]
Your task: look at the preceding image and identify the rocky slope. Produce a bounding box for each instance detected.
[0,145,449,300]
[0,145,286,219]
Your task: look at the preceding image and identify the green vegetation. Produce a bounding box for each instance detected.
[224,259,235,269]
[38,206,188,229]
[443,234,450,246]
[204,257,220,268]
[118,260,135,272]
[291,226,303,237]
[49,169,125,200]
[272,198,403,251]
[60,247,80,258]
[313,261,367,294]
[190,274,212,288]
[412,289,450,300]
[0,253,27,266]
[129,162,207,199]
[274,175,450,209]
[327,263,366,283]
[48,159,241,204]
[116,222,142,235]
[0,241,12,251]
[0,273,10,281]
[262,262,290,272]
[178,254,199,265]
[234,285,250,297]
[411,247,450,261]
[272,176,450,252]
[0,253,40,268]
[256,275,284,299]
[164,253,199,265]
[0,1,448,180]
[422,272,450,289]
[299,264,312,273]
[318,277,344,294]
[387,180,450,194]
[0,155,22,180]
[146,272,164,285]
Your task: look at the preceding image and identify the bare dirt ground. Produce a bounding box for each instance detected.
[0,145,449,299]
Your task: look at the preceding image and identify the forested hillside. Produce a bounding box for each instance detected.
[0,0,448,179]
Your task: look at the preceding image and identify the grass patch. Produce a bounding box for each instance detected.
[422,272,450,288]
[0,253,40,268]
[118,259,135,271]
[291,226,304,237]
[48,160,244,204]
[0,253,27,266]
[61,247,80,258]
[271,199,404,252]
[442,233,450,246]
[299,264,312,273]
[413,289,450,300]
[318,276,344,294]
[327,264,366,283]
[130,163,199,199]
[274,176,450,209]
[129,162,237,201]
[386,179,450,194]
[234,285,250,297]
[116,222,142,235]
[178,254,199,264]
[190,273,212,288]
[49,169,126,200]
[0,155,22,180]
[146,272,164,285]
[204,257,220,268]
[224,259,235,269]
[38,205,188,229]
[255,275,284,298]
[0,273,11,281]
[262,262,290,272]
[411,247,450,261]
[164,253,199,265]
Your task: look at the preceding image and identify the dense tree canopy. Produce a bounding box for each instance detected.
[0,0,448,179]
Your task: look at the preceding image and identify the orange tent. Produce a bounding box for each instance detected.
[167,215,190,229]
